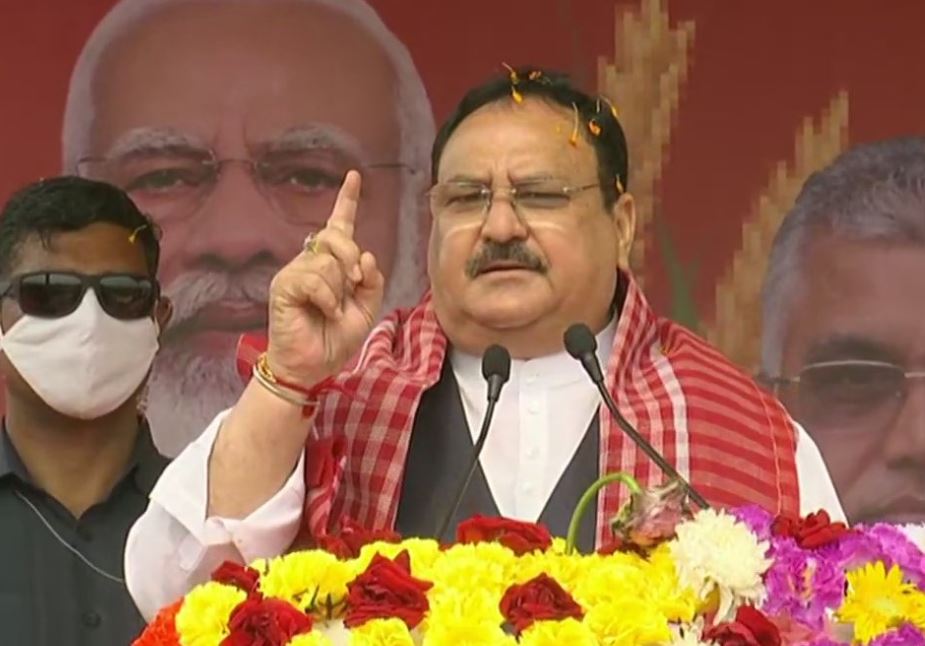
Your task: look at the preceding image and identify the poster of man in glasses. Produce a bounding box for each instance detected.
[759,136,925,526]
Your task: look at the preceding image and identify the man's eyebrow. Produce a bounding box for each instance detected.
[804,334,902,365]
[99,127,211,159]
[255,125,371,163]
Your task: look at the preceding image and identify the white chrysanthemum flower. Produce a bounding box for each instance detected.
[901,524,925,552]
[668,508,771,622]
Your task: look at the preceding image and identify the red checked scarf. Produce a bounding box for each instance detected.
[238,272,799,548]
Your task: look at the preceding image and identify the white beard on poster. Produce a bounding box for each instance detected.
[143,263,424,458]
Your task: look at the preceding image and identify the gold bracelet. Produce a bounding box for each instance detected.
[251,365,314,406]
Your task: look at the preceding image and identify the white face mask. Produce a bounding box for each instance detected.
[0,291,159,419]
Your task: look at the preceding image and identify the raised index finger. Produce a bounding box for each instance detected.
[326,170,361,239]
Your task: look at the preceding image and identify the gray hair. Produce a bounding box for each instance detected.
[61,0,434,310]
[761,135,925,374]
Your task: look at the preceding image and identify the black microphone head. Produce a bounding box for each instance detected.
[564,323,598,359]
[481,344,511,384]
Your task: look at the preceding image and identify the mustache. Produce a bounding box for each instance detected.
[464,241,547,278]
[163,267,276,329]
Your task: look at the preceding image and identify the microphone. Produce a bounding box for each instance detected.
[564,323,710,510]
[436,344,512,540]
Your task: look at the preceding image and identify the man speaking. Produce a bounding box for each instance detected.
[125,69,843,618]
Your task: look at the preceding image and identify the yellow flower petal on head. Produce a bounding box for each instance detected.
[176,582,246,646]
[348,618,415,646]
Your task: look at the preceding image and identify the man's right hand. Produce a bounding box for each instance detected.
[266,170,384,388]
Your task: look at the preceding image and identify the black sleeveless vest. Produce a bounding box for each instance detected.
[395,358,601,552]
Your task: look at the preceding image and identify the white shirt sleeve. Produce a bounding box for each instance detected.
[793,421,847,523]
[124,411,307,621]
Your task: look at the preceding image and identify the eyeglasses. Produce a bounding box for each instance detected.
[77,150,411,226]
[0,272,159,320]
[427,180,600,220]
[765,360,925,430]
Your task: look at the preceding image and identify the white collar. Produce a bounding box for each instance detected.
[449,317,617,388]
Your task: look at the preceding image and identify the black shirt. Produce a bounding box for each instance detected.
[0,421,168,646]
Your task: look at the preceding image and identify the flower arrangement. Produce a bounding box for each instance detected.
[134,474,925,646]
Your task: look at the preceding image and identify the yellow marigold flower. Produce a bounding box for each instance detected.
[668,509,770,622]
[520,618,598,646]
[549,537,568,555]
[837,562,915,644]
[515,552,592,594]
[347,618,415,646]
[176,582,245,646]
[666,621,715,646]
[288,631,334,646]
[421,618,514,646]
[426,587,503,628]
[644,551,698,622]
[428,543,515,599]
[583,598,671,645]
[570,554,648,608]
[260,551,357,617]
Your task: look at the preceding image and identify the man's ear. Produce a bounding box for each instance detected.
[155,296,173,334]
[611,192,637,268]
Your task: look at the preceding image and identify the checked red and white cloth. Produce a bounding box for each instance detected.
[237,272,799,548]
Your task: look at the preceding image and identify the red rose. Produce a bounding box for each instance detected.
[703,606,781,646]
[456,515,553,555]
[499,574,584,635]
[211,561,261,595]
[771,510,849,549]
[221,598,312,646]
[344,550,433,629]
[315,518,402,559]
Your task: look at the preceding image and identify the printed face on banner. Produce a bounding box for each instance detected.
[68,1,431,455]
[776,236,925,525]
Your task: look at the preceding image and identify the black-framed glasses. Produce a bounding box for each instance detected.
[0,272,159,320]
[427,180,600,220]
[78,151,413,226]
[764,360,925,428]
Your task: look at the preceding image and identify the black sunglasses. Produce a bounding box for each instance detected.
[0,271,159,320]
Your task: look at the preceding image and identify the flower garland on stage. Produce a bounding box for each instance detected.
[133,475,925,646]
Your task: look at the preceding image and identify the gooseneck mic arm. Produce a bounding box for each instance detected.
[564,323,710,510]
[435,344,512,540]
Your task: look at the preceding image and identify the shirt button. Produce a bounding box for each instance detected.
[526,401,540,414]
[82,611,101,628]
[521,482,535,495]
[526,446,539,459]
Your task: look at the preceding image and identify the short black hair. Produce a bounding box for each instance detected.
[431,67,629,208]
[0,176,160,279]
